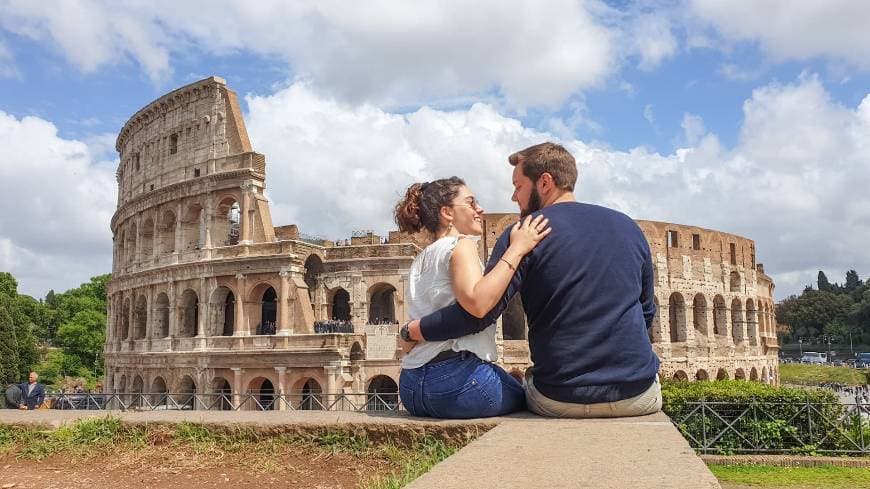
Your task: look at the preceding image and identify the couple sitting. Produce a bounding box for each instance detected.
[395,142,661,419]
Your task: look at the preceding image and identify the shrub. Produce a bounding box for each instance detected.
[662,380,854,454]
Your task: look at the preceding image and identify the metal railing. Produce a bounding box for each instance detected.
[44,392,402,413]
[671,398,870,455]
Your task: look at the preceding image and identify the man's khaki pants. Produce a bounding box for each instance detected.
[524,372,662,418]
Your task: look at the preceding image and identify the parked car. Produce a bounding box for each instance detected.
[855,352,870,368]
[801,352,828,364]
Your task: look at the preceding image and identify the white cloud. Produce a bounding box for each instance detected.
[627,13,679,71]
[245,76,870,300]
[0,111,116,297]
[643,104,656,126]
[0,0,616,109]
[690,0,870,69]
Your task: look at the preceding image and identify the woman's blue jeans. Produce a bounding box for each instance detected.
[399,352,526,419]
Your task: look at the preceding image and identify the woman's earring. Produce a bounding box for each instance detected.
[447,222,453,233]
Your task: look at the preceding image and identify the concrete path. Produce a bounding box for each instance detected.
[407,412,721,489]
[1,410,720,488]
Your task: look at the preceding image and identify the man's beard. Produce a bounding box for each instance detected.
[520,186,543,218]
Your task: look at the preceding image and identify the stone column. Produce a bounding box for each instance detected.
[231,368,243,409]
[203,195,213,249]
[134,215,142,266]
[239,183,253,245]
[197,278,207,338]
[167,282,177,350]
[234,274,247,336]
[275,367,287,411]
[324,365,339,411]
[145,287,154,341]
[127,292,135,342]
[174,202,184,255]
[152,217,160,261]
[277,271,291,335]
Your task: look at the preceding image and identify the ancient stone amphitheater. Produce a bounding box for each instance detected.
[104,77,779,409]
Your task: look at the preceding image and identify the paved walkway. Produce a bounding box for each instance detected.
[1,410,720,488]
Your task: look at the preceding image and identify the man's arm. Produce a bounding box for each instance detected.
[35,384,45,407]
[417,230,529,341]
[640,241,656,329]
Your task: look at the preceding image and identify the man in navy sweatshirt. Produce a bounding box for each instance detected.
[403,142,661,417]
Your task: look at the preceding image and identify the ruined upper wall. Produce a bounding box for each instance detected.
[114,76,257,207]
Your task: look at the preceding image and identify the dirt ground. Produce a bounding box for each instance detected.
[0,446,396,489]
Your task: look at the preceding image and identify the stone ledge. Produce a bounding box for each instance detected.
[0,410,719,488]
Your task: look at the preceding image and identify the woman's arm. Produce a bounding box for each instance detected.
[450,215,550,318]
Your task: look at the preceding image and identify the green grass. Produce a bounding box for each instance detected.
[359,437,458,489]
[779,363,869,386]
[1,418,469,488]
[710,464,870,488]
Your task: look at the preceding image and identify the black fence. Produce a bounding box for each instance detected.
[671,398,870,455]
[41,392,402,413]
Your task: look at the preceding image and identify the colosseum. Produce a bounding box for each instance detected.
[104,76,779,410]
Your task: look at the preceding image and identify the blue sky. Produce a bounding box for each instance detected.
[0,0,869,300]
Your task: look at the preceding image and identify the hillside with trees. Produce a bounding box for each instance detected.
[776,270,870,348]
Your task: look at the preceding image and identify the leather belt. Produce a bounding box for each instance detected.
[426,349,472,365]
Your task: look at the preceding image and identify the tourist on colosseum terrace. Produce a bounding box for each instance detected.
[403,142,661,418]
[395,176,550,418]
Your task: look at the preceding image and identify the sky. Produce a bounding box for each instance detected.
[0,0,868,301]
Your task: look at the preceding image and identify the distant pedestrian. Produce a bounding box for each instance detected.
[18,372,45,410]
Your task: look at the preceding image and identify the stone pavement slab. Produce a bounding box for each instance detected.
[407,411,721,489]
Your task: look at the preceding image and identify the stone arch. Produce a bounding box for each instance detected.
[141,217,155,259]
[150,376,168,406]
[761,366,769,384]
[330,288,351,321]
[212,196,241,246]
[716,368,729,380]
[731,298,744,344]
[118,374,127,393]
[730,271,741,293]
[209,286,236,336]
[293,378,323,410]
[350,342,364,361]
[745,299,758,345]
[750,367,758,381]
[695,369,709,381]
[176,375,197,409]
[133,294,147,340]
[366,375,399,411]
[248,377,277,411]
[120,297,131,340]
[179,289,199,337]
[117,230,125,266]
[735,368,746,380]
[159,209,176,254]
[713,295,727,336]
[181,203,204,251]
[692,294,708,337]
[125,222,137,263]
[154,293,170,338]
[259,286,278,335]
[668,292,687,343]
[503,295,527,340]
[304,254,324,305]
[672,370,689,381]
[211,377,232,410]
[368,282,397,324]
[131,375,144,408]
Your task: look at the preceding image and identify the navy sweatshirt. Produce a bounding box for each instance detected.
[419,201,660,404]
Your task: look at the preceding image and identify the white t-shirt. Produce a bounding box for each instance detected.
[402,235,498,369]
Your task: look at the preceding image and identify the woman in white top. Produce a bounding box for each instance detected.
[394,177,550,418]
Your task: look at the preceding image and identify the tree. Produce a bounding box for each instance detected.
[784,290,852,338]
[0,304,20,385]
[818,271,833,293]
[0,272,17,298]
[55,310,106,377]
[845,270,862,293]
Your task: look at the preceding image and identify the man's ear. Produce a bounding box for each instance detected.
[539,172,555,194]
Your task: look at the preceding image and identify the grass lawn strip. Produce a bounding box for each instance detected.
[778,364,869,386]
[0,416,474,488]
[709,464,870,488]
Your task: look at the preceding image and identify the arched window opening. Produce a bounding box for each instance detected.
[693,294,708,336]
[151,377,168,407]
[159,210,176,254]
[176,376,196,410]
[141,219,155,259]
[257,287,277,335]
[133,295,147,340]
[730,271,741,293]
[668,293,687,343]
[368,284,397,324]
[297,379,322,410]
[731,298,744,344]
[672,371,689,382]
[223,292,235,336]
[179,289,199,337]
[212,378,232,411]
[181,204,204,251]
[716,368,729,380]
[713,295,727,336]
[155,293,170,338]
[695,369,709,381]
[213,198,240,246]
[367,376,399,411]
[331,288,351,322]
[248,377,276,411]
[503,295,527,340]
[304,255,323,306]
